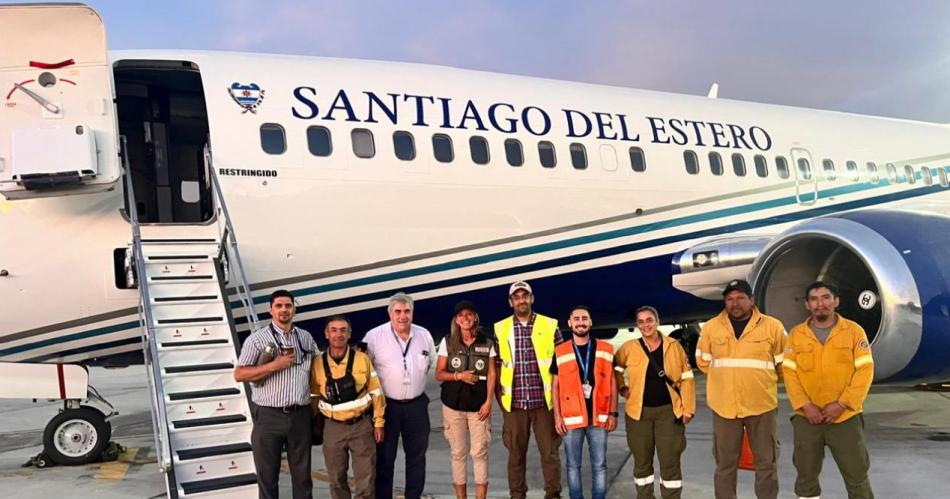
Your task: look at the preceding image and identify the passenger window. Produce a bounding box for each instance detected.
[846,161,860,181]
[505,139,524,167]
[260,123,286,155]
[393,131,415,161]
[538,141,557,168]
[797,158,812,180]
[306,126,332,157]
[904,165,916,185]
[470,136,490,165]
[922,167,934,185]
[866,162,880,183]
[629,147,646,172]
[684,150,699,174]
[570,143,587,170]
[939,168,949,188]
[732,153,746,176]
[754,155,768,177]
[351,128,375,158]
[775,156,790,179]
[708,151,723,175]
[600,145,618,171]
[433,134,453,163]
[885,163,899,183]
[822,159,836,181]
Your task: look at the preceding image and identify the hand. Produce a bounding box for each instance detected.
[554,415,568,436]
[605,415,617,432]
[802,402,824,424]
[374,427,385,443]
[271,352,294,371]
[460,370,478,385]
[477,401,492,421]
[821,402,846,424]
[681,414,693,425]
[619,386,630,399]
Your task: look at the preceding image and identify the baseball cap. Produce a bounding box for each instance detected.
[453,300,477,315]
[722,279,753,297]
[508,280,533,296]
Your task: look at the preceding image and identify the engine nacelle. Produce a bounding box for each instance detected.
[749,210,950,381]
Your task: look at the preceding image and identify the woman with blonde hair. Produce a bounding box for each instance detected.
[614,306,696,499]
[435,301,497,499]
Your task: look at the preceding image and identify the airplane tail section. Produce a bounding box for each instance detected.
[124,143,260,498]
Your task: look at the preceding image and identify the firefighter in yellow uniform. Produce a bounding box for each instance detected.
[696,279,786,499]
[783,281,874,499]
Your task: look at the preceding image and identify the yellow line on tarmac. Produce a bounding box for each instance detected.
[94,447,138,480]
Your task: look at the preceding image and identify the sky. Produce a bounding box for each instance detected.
[11,1,950,122]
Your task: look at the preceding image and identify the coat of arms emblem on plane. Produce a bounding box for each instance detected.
[229,82,265,113]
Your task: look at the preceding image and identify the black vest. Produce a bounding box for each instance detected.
[441,333,493,412]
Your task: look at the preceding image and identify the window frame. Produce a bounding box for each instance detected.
[392,130,415,161]
[351,128,376,158]
[432,133,454,163]
[569,142,588,170]
[708,151,724,176]
[684,150,699,175]
[504,138,524,167]
[259,123,287,155]
[306,125,332,157]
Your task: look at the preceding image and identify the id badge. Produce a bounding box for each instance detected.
[402,371,411,385]
[582,382,592,399]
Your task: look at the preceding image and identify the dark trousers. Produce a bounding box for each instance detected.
[376,394,430,499]
[712,409,778,499]
[502,406,563,499]
[792,414,873,499]
[251,404,313,499]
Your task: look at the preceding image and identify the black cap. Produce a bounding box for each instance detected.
[454,300,477,315]
[722,279,753,297]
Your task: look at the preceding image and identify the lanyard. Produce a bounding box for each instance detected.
[391,327,413,371]
[573,340,594,383]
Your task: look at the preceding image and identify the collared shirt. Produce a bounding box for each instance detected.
[512,313,562,410]
[237,322,316,407]
[364,321,434,401]
[310,347,386,427]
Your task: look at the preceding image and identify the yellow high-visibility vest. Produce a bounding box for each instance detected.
[495,314,558,412]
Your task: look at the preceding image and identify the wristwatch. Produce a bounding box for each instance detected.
[608,411,619,417]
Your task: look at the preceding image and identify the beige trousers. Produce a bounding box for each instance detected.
[442,404,492,485]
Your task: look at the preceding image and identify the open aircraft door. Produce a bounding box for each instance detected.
[0,4,119,200]
[790,146,818,205]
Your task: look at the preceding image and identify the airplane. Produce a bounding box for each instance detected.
[2,3,949,497]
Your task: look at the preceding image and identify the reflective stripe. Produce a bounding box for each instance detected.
[563,415,584,425]
[556,353,575,366]
[783,359,798,370]
[660,479,682,489]
[370,370,378,378]
[369,387,382,396]
[614,366,625,373]
[697,350,712,361]
[774,353,784,363]
[798,496,821,499]
[596,414,609,423]
[854,355,874,368]
[538,358,553,367]
[710,358,775,370]
[595,350,613,362]
[318,393,372,412]
[634,474,655,485]
[680,370,694,380]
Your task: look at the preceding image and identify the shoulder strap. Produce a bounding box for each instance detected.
[638,338,680,396]
[345,347,356,375]
[322,351,332,376]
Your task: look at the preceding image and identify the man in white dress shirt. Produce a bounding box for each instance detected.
[363,292,435,499]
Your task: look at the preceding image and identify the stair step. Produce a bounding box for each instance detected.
[162,339,229,348]
[177,442,251,461]
[142,238,218,244]
[154,295,220,303]
[147,254,211,261]
[165,362,234,374]
[155,324,232,344]
[169,387,242,402]
[156,316,224,325]
[173,414,247,429]
[180,473,257,496]
[151,274,216,282]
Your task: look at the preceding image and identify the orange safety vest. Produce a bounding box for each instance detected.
[555,339,614,430]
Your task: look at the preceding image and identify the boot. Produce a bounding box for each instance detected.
[454,483,467,499]
[475,483,488,499]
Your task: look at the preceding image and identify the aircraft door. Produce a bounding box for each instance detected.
[790,147,818,205]
[0,4,119,200]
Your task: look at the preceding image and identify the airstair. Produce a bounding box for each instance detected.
[123,139,261,498]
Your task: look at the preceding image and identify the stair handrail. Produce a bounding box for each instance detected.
[120,136,174,476]
[205,146,261,334]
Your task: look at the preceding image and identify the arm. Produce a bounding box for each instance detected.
[234,352,293,382]
[551,374,567,436]
[676,343,697,422]
[695,325,712,374]
[773,323,787,382]
[605,367,619,432]
[837,330,874,414]
[366,357,387,443]
[614,343,629,398]
[478,352,497,421]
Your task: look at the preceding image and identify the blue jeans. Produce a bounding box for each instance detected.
[563,425,607,499]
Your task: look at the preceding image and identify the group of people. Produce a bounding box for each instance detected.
[235,277,875,499]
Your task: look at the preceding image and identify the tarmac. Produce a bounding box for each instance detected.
[1,365,949,498]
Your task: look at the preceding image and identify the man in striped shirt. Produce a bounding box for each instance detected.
[235,289,317,499]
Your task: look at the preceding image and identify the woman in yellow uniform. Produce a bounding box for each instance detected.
[614,306,696,499]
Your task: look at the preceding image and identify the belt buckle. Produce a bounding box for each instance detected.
[281,405,295,414]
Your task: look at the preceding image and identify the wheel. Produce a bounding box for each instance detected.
[42,406,112,466]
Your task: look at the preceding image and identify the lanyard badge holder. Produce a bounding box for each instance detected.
[574,341,594,399]
[394,329,413,385]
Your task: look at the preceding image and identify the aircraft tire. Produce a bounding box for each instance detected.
[42,406,112,466]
